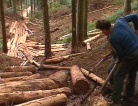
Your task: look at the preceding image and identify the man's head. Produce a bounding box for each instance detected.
[96,20,111,36]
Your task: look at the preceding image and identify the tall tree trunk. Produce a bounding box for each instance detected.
[0,0,8,53]
[84,0,88,39]
[42,0,52,59]
[77,0,85,44]
[124,0,131,15]
[71,0,77,53]
[31,0,33,17]
[12,0,17,17]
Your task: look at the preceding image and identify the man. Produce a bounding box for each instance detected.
[96,14,138,106]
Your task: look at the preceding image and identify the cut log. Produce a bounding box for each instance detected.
[49,70,69,87]
[0,72,32,78]
[88,31,101,37]
[81,68,105,85]
[82,34,102,46]
[86,42,91,50]
[4,65,37,73]
[31,60,71,70]
[70,65,90,94]
[0,78,58,93]
[2,73,41,83]
[15,93,68,106]
[0,87,71,106]
[42,65,71,70]
[45,52,85,64]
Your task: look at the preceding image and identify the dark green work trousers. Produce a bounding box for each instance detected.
[112,49,138,103]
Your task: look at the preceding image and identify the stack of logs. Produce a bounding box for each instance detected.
[0,62,106,106]
[7,21,67,61]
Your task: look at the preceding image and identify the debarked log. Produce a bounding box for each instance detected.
[81,68,104,85]
[15,93,68,106]
[45,52,85,64]
[70,65,90,94]
[0,72,32,78]
[0,78,59,93]
[4,65,37,73]
[0,87,71,106]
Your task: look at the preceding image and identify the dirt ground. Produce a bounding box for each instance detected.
[1,0,138,106]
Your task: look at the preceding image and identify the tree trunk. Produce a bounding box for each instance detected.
[42,0,52,59]
[15,94,68,106]
[4,65,37,73]
[70,65,90,94]
[77,0,85,44]
[71,0,77,53]
[12,0,17,17]
[84,0,88,39]
[0,87,71,106]
[0,0,8,53]
[0,72,32,78]
[124,0,131,15]
[0,78,58,93]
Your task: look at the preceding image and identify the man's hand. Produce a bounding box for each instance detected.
[135,30,138,35]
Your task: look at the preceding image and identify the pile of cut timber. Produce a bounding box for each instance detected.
[0,65,72,106]
[0,62,108,105]
[7,21,67,61]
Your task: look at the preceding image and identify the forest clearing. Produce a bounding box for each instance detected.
[0,0,138,106]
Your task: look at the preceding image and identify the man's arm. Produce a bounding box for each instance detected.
[124,14,138,30]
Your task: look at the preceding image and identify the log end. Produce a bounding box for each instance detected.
[73,79,90,94]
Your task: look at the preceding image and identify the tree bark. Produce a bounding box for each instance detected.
[49,70,69,87]
[71,0,77,53]
[70,65,90,94]
[0,0,8,53]
[42,0,52,59]
[0,87,71,106]
[124,0,131,15]
[0,72,32,78]
[2,73,41,83]
[0,78,58,93]
[4,65,37,73]
[15,94,68,106]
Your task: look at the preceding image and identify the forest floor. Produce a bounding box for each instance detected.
[1,0,138,106]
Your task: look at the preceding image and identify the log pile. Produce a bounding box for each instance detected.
[4,21,109,106]
[0,61,109,106]
[0,65,72,106]
[7,21,68,62]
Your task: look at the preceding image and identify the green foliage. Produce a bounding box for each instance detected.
[30,11,42,21]
[87,22,95,31]
[49,1,69,12]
